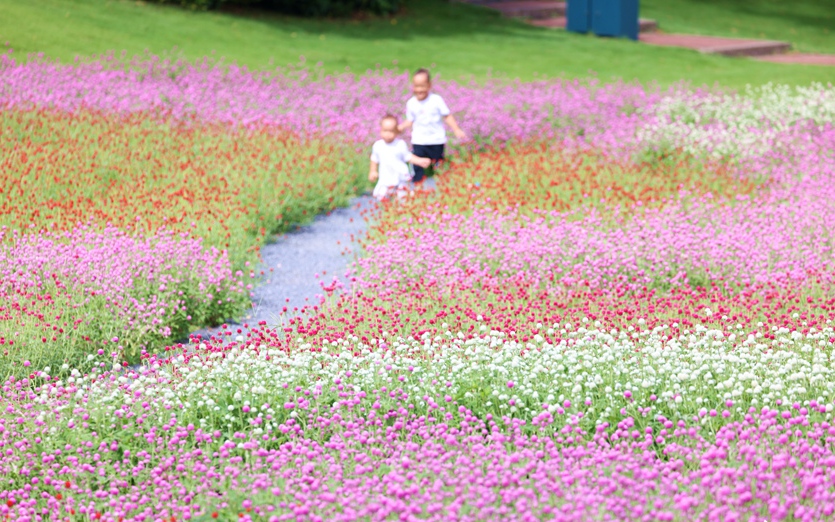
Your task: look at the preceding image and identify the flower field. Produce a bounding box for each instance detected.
[1,53,835,520]
[1,102,368,374]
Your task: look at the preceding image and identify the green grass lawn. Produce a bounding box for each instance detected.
[642,0,835,55]
[1,0,833,88]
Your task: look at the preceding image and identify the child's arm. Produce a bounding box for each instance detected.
[443,114,467,140]
[398,120,413,133]
[369,161,379,182]
[406,154,431,169]
[400,103,416,132]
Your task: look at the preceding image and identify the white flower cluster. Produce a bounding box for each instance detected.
[59,321,835,438]
[637,83,835,159]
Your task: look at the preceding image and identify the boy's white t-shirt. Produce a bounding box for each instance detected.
[370,138,412,195]
[406,93,451,145]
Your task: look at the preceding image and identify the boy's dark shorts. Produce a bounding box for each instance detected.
[412,144,445,183]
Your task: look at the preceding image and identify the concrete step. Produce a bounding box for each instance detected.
[713,41,791,57]
[531,16,658,33]
[487,1,567,20]
[639,33,790,57]
[639,18,659,33]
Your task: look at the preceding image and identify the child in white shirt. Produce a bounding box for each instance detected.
[398,68,467,183]
[369,114,431,201]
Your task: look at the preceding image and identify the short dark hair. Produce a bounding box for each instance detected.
[381,113,398,126]
[413,68,431,82]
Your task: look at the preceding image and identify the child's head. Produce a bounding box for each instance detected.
[411,68,431,101]
[379,114,399,143]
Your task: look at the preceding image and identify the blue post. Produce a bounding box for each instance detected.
[621,0,639,40]
[592,0,639,41]
[567,0,592,34]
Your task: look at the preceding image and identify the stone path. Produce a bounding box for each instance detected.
[487,0,566,19]
[188,179,437,341]
[461,1,659,35]
[458,0,834,65]
[530,16,658,33]
[186,196,370,341]
[639,33,789,57]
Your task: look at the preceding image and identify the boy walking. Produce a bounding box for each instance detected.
[369,114,431,201]
[398,68,467,183]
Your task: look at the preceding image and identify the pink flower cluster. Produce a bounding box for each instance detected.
[357,120,835,293]
[2,352,835,522]
[360,180,834,292]
[0,52,657,147]
[0,224,243,364]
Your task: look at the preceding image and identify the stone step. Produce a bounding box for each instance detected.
[531,16,658,33]
[639,33,790,57]
[639,18,658,33]
[487,1,567,20]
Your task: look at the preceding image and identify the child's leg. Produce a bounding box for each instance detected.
[427,144,445,177]
[373,184,395,201]
[412,144,430,183]
[412,144,445,181]
[412,163,427,184]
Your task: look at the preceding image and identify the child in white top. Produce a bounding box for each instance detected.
[369,114,431,201]
[398,68,467,183]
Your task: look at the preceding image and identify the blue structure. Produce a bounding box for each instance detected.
[566,0,592,34]
[591,0,640,41]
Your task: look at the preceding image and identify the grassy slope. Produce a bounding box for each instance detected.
[642,0,835,55]
[0,0,833,88]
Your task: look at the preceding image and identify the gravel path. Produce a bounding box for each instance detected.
[189,179,436,341]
